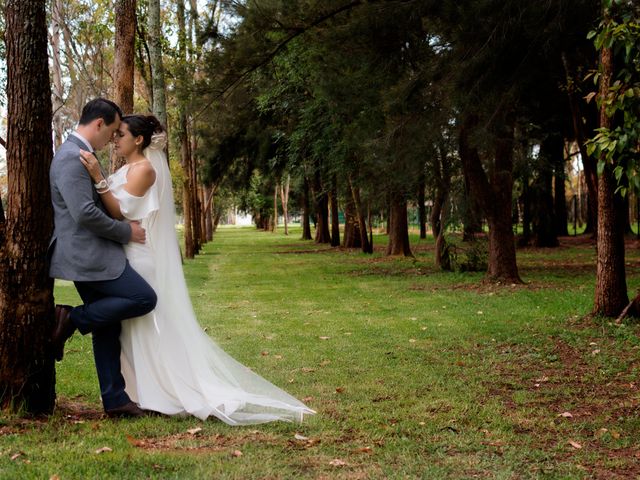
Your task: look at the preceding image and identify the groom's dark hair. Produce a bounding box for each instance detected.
[79,98,123,126]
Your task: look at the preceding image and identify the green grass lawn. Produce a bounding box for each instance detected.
[1,226,640,479]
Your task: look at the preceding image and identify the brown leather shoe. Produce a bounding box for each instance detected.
[52,304,75,361]
[105,401,146,418]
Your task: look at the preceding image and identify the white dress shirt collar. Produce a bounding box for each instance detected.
[70,131,93,152]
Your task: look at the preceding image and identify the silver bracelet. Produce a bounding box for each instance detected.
[94,178,108,190]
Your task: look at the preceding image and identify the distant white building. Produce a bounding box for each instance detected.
[224,205,253,226]
[236,212,253,226]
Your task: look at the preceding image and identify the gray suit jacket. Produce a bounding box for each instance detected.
[48,135,132,281]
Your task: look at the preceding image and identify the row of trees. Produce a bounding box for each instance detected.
[199,0,638,305]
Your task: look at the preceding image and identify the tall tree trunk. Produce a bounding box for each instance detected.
[177,0,196,258]
[50,0,64,148]
[191,163,201,254]
[313,171,331,244]
[432,145,452,264]
[180,121,194,258]
[563,52,597,236]
[329,179,340,247]
[430,191,444,240]
[534,136,559,247]
[204,185,213,241]
[111,0,137,172]
[272,182,278,232]
[60,6,80,114]
[280,174,290,236]
[385,193,391,235]
[135,8,154,108]
[343,197,361,248]
[417,173,427,239]
[148,0,167,129]
[301,176,312,240]
[348,176,372,253]
[434,195,449,269]
[198,186,207,245]
[555,143,569,236]
[212,209,222,234]
[460,114,521,283]
[190,133,201,252]
[462,166,483,241]
[386,194,412,257]
[519,173,532,246]
[0,0,56,414]
[593,38,628,316]
[182,183,194,258]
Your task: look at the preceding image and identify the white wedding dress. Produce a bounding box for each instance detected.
[107,136,314,424]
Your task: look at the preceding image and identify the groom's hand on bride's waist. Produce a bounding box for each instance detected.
[128,220,146,244]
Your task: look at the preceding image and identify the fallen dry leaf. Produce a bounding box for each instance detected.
[10,453,22,461]
[125,435,145,447]
[319,336,330,340]
[294,433,309,441]
[481,439,505,447]
[558,412,573,418]
[301,367,316,373]
[49,476,61,480]
[568,440,582,449]
[231,450,243,458]
[261,351,269,356]
[352,446,373,454]
[329,458,347,467]
[409,339,416,343]
[95,446,113,454]
[302,396,313,402]
[335,387,345,394]
[187,427,203,435]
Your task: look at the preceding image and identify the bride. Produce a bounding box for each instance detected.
[79,114,314,424]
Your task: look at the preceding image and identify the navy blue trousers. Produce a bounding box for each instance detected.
[71,261,157,410]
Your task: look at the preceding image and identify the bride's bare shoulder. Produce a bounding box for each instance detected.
[125,161,156,195]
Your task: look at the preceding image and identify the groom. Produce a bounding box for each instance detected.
[48,98,157,418]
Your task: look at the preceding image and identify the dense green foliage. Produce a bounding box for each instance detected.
[587,0,640,195]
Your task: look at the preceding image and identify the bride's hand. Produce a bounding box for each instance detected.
[79,149,103,183]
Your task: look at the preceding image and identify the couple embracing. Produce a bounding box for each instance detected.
[49,98,314,424]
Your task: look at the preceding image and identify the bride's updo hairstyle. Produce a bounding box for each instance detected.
[122,114,164,151]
